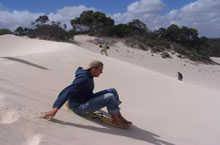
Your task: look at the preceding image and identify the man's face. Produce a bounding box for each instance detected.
[90,66,103,77]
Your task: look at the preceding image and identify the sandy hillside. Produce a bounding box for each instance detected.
[0,35,220,145]
[74,35,220,95]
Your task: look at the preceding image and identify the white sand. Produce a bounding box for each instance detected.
[75,35,220,94]
[0,34,220,145]
[23,134,42,145]
[0,110,19,124]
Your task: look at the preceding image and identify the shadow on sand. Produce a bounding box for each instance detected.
[1,57,49,70]
[50,118,175,145]
[212,61,220,65]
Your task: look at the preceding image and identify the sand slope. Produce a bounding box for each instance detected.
[75,35,220,94]
[0,35,220,145]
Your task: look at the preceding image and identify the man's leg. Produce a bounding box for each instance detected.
[104,50,108,56]
[105,88,132,125]
[74,92,120,115]
[94,88,120,100]
[73,91,129,129]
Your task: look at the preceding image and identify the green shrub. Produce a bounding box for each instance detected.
[161,52,171,59]
[28,25,71,41]
[0,29,13,35]
[151,46,165,53]
[147,41,154,47]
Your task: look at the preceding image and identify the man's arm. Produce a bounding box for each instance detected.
[52,78,89,109]
[41,77,89,119]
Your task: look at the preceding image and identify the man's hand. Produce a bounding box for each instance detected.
[40,108,59,120]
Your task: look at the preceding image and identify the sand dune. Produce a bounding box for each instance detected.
[0,34,72,57]
[0,35,219,145]
[23,134,42,145]
[75,35,220,94]
[0,110,19,124]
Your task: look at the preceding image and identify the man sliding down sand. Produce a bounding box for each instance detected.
[41,60,132,129]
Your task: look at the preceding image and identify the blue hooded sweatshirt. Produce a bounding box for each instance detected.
[53,67,94,109]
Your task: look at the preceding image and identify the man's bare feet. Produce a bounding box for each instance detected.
[112,120,129,129]
[118,113,132,125]
[111,114,129,129]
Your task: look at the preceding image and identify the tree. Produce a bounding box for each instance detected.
[111,24,131,37]
[128,19,148,35]
[0,29,13,35]
[28,24,70,41]
[179,26,199,46]
[166,24,181,42]
[71,10,114,35]
[14,27,26,36]
[154,27,167,39]
[34,15,49,27]
[14,27,33,36]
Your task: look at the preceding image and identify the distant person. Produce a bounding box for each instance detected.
[99,43,109,56]
[41,60,131,129]
[177,72,183,81]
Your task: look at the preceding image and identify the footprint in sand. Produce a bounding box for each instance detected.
[0,110,19,124]
[23,134,42,145]
[0,94,19,124]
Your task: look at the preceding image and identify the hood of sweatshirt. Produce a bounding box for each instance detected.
[75,67,93,79]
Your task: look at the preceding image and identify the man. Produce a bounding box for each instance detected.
[41,60,131,129]
[100,43,108,56]
[177,72,183,81]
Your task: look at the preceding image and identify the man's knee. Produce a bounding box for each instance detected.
[107,88,117,93]
[104,93,116,102]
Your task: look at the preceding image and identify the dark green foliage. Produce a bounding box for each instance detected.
[71,10,114,35]
[33,15,49,27]
[155,24,200,47]
[161,52,171,59]
[173,43,212,63]
[14,27,32,36]
[25,15,73,41]
[153,24,218,63]
[151,46,165,53]
[127,19,148,36]
[109,19,149,38]
[28,24,71,41]
[0,28,13,35]
[206,38,220,57]
[111,24,131,37]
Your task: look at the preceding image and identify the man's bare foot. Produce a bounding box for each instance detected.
[120,117,132,125]
[111,113,129,129]
[112,120,129,129]
[119,113,132,125]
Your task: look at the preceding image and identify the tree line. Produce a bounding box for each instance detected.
[0,10,219,63]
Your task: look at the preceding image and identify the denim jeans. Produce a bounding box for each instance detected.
[69,88,121,115]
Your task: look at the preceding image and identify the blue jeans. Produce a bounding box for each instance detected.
[69,88,121,115]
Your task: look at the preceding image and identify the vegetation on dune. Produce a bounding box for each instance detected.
[69,11,219,63]
[0,28,13,35]
[14,15,74,41]
[1,10,219,63]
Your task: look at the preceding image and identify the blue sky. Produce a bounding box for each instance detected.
[0,0,220,37]
[0,0,194,14]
